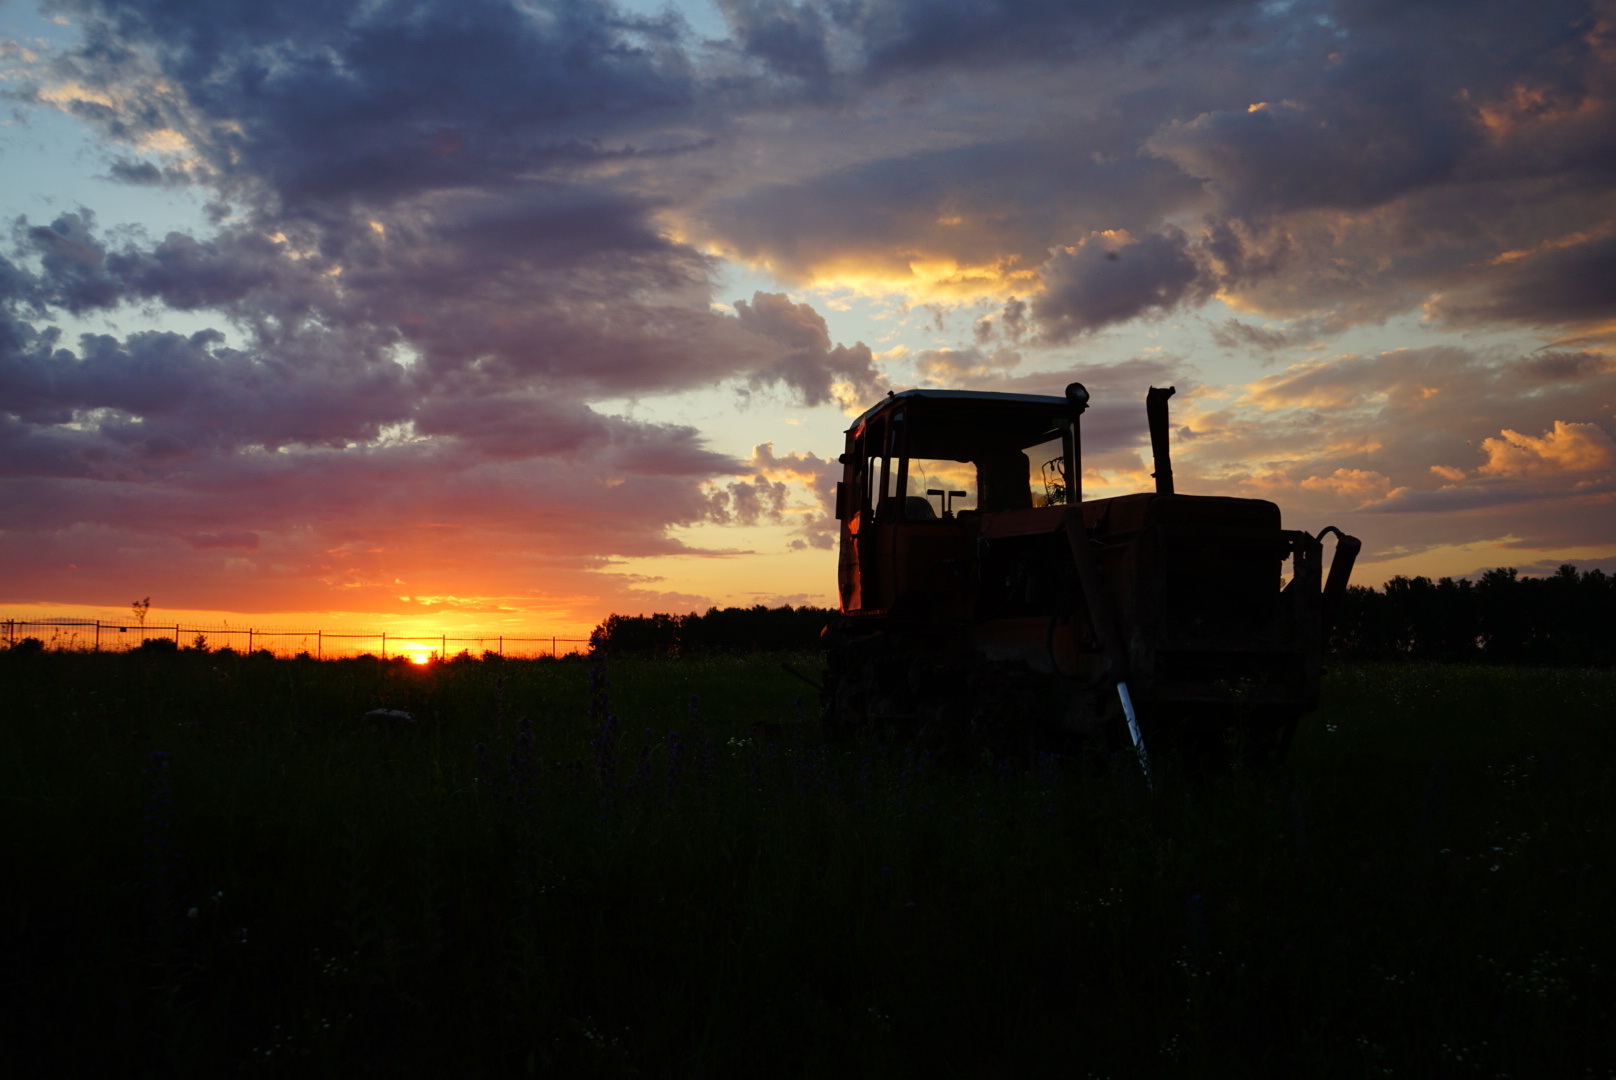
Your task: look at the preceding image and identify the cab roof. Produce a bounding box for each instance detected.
[848,389,1075,459]
[848,388,1069,429]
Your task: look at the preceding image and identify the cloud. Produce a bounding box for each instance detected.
[184,531,259,550]
[1208,317,1319,354]
[691,0,1616,338]
[842,0,1253,75]
[732,291,884,406]
[1031,229,1203,341]
[704,474,792,525]
[911,345,1021,382]
[41,0,703,209]
[1298,468,1395,507]
[1479,420,1616,476]
[717,0,832,86]
[1147,91,1474,217]
[1172,344,1616,562]
[1427,234,1616,332]
[746,440,841,548]
[694,136,1205,297]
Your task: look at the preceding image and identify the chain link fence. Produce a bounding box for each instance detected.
[1,617,588,660]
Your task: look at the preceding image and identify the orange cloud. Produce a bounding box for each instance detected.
[1299,468,1395,504]
[1478,421,1616,476]
[1475,83,1604,140]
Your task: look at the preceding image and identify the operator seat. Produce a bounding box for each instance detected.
[977,451,1032,511]
[904,495,938,520]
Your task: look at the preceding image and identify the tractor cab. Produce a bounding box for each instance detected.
[835,389,1081,614]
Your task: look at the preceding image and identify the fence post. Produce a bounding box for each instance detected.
[94,620,100,652]
[317,630,322,661]
[175,623,182,645]
[441,633,446,660]
[552,636,556,658]
[498,635,503,657]
[248,628,253,654]
[382,632,386,659]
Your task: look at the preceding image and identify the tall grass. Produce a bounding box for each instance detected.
[2,649,1611,1077]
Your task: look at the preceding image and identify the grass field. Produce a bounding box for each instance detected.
[2,648,1612,1078]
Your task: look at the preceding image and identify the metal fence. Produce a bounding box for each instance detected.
[1,617,589,660]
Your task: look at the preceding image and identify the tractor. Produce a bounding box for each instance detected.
[820,383,1361,768]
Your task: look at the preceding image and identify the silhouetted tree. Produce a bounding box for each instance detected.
[592,605,835,655]
[1330,565,1615,666]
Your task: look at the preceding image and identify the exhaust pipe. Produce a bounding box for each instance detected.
[1146,386,1176,495]
[1065,382,1089,504]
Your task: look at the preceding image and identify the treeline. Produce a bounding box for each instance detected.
[591,604,836,654]
[591,567,1615,666]
[1330,565,1616,666]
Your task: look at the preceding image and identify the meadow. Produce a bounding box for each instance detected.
[2,646,1612,1078]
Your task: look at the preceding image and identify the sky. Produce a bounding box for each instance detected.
[2,0,1613,640]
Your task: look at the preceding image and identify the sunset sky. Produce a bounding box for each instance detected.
[3,0,1614,640]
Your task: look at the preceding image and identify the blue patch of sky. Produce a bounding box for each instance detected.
[613,0,729,41]
[3,4,237,343]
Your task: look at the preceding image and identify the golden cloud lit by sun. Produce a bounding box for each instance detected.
[727,250,1042,303]
[1479,421,1616,476]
